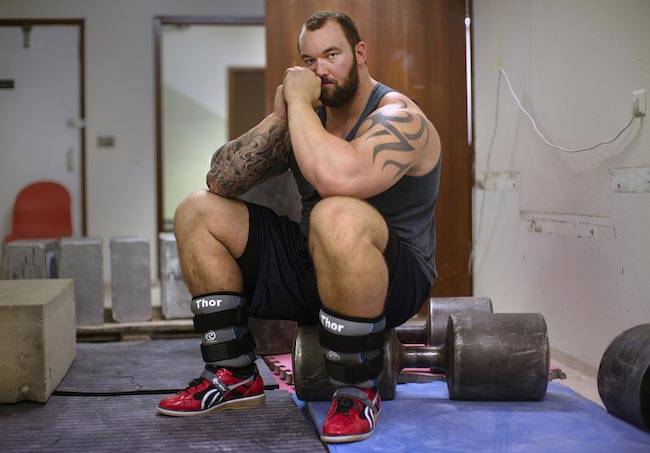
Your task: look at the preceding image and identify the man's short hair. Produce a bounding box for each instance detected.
[303,10,362,50]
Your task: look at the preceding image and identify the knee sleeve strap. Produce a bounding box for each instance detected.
[192,293,247,333]
[319,308,386,386]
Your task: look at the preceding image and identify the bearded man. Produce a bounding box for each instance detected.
[158,10,441,444]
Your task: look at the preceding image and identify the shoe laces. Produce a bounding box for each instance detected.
[334,396,356,414]
[184,377,207,391]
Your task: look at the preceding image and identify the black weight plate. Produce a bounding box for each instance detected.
[429,297,494,346]
[293,324,397,401]
[446,312,549,401]
[597,324,650,432]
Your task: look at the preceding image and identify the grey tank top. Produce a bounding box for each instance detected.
[288,82,440,283]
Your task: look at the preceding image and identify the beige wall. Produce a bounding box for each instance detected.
[473,0,650,373]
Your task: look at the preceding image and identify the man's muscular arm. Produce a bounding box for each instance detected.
[206,114,291,198]
[283,67,439,199]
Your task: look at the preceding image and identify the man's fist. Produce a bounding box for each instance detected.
[282,66,321,108]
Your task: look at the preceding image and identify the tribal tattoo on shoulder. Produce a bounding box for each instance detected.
[206,123,291,198]
[364,100,431,178]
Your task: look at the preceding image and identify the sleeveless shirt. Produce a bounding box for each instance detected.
[288,83,441,283]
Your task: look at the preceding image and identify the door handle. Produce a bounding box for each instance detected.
[66,147,74,172]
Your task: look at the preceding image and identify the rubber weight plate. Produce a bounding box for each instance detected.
[598,324,650,432]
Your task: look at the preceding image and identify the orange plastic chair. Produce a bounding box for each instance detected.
[4,181,72,243]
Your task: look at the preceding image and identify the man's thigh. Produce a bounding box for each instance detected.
[236,202,322,323]
[383,226,432,328]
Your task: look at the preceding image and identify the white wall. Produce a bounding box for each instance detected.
[473,0,650,373]
[0,0,264,281]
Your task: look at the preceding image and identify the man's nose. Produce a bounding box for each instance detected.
[314,59,329,77]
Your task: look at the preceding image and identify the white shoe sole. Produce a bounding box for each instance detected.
[156,392,266,417]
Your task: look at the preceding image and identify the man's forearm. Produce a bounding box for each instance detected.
[207,114,291,198]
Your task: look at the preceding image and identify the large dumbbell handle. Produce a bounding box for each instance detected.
[396,342,444,370]
[382,313,549,401]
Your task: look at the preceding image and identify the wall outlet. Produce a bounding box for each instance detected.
[633,89,646,117]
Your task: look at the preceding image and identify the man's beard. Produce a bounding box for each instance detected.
[319,56,360,107]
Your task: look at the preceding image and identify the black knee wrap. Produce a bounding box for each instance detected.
[319,308,386,387]
[199,326,256,363]
[192,293,255,367]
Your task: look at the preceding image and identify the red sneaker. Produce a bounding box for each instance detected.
[321,387,381,443]
[157,367,265,416]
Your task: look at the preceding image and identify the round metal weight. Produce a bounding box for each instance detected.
[292,323,399,401]
[292,324,336,401]
[396,296,493,346]
[428,297,493,346]
[293,312,550,402]
[445,312,549,401]
[597,324,650,432]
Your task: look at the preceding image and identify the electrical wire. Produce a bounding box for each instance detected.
[499,67,637,153]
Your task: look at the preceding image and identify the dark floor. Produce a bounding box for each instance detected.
[1,339,649,452]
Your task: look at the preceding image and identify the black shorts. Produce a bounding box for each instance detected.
[236,202,432,328]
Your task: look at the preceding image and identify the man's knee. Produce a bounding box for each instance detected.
[311,196,364,234]
[309,196,387,252]
[175,191,211,224]
[174,191,249,257]
[174,191,242,232]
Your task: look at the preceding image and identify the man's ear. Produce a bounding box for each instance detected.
[355,41,367,64]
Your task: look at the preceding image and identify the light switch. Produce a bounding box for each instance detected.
[97,136,115,148]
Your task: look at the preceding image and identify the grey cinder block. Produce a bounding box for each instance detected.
[59,237,104,326]
[159,233,192,319]
[4,239,58,279]
[0,279,76,403]
[110,237,151,322]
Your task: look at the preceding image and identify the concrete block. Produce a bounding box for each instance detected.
[0,279,76,403]
[4,239,58,279]
[110,237,151,322]
[59,237,104,326]
[159,233,192,319]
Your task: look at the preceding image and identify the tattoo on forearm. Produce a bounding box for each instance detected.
[206,123,291,197]
[364,101,430,177]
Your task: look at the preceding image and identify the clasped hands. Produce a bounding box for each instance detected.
[273,66,322,122]
[282,66,322,108]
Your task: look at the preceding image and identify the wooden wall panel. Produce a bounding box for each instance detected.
[265,0,472,298]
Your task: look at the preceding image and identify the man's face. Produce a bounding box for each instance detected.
[299,21,360,107]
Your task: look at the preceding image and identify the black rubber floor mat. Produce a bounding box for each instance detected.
[56,339,278,395]
[0,391,326,452]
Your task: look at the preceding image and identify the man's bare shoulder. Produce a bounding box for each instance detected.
[363,90,440,176]
[377,90,422,111]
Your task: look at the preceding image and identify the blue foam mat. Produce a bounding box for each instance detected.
[305,382,650,452]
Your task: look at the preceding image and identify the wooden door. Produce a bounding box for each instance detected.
[228,67,266,140]
[264,0,472,298]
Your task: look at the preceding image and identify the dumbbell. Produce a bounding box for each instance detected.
[293,312,549,401]
[396,296,494,346]
[597,324,650,432]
